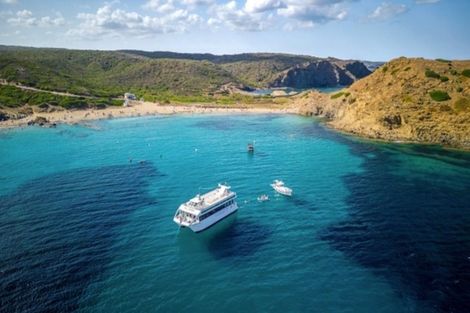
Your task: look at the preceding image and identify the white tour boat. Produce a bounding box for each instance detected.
[271,180,293,196]
[173,184,238,233]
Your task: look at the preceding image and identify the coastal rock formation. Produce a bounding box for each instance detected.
[27,116,50,126]
[296,57,470,150]
[270,60,371,89]
[345,61,372,80]
[0,111,9,121]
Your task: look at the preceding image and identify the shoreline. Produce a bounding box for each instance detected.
[2,101,468,152]
[0,101,298,129]
[326,121,470,152]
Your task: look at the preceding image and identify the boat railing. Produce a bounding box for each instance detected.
[176,211,198,225]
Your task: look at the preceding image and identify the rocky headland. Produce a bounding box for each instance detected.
[296,57,470,150]
[270,60,371,89]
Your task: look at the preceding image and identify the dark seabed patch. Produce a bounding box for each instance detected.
[192,117,242,131]
[56,128,93,138]
[319,144,470,313]
[206,219,272,261]
[254,114,282,122]
[0,163,160,313]
[191,116,266,132]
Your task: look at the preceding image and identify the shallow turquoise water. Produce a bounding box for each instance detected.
[1,114,469,313]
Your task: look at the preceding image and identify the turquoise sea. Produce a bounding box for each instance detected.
[1,114,469,313]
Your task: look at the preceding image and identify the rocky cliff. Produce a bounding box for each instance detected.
[295,57,470,150]
[270,60,371,88]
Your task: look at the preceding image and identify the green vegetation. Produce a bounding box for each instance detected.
[440,76,449,82]
[218,58,315,87]
[454,98,470,112]
[0,46,373,102]
[457,86,463,92]
[429,90,451,102]
[402,95,413,103]
[425,69,441,79]
[462,69,470,78]
[0,85,121,109]
[436,58,451,63]
[330,91,348,99]
[382,66,388,73]
[0,47,236,98]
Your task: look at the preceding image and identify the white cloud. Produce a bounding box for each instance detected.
[7,10,65,27]
[69,4,201,38]
[182,0,214,5]
[244,0,285,13]
[277,1,348,24]
[206,0,351,31]
[368,2,407,21]
[415,0,439,4]
[208,1,270,32]
[143,0,175,13]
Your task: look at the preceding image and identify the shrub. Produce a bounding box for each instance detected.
[454,98,470,112]
[456,87,463,92]
[330,92,345,99]
[59,98,89,109]
[404,67,411,71]
[382,66,388,73]
[425,69,440,79]
[436,58,451,63]
[439,104,452,112]
[429,90,451,102]
[462,69,470,78]
[439,76,449,82]
[402,95,413,103]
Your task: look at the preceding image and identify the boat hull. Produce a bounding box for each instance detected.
[190,202,238,233]
[271,185,292,196]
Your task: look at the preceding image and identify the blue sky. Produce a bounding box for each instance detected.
[0,0,468,61]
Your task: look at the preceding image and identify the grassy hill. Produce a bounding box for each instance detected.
[0,45,373,110]
[121,50,369,88]
[0,46,237,99]
[0,46,372,97]
[296,57,470,149]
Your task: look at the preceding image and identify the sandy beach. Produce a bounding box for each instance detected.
[0,101,298,129]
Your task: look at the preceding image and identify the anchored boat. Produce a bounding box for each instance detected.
[173,184,238,233]
[271,180,293,196]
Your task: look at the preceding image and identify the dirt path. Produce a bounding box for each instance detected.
[0,80,119,99]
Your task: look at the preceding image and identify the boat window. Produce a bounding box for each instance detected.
[200,198,236,221]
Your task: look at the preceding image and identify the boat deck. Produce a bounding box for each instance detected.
[183,186,236,213]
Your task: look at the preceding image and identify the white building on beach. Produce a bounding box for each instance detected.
[124,93,137,107]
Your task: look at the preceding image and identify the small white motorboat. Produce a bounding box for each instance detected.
[257,194,269,202]
[270,180,293,196]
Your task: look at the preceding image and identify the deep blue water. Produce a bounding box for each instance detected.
[0,114,469,313]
